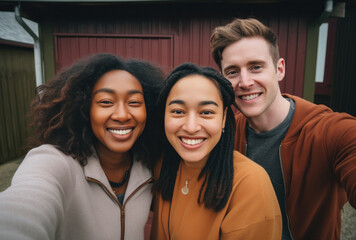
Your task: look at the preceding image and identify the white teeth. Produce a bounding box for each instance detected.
[241,93,259,100]
[181,138,204,145]
[109,129,132,135]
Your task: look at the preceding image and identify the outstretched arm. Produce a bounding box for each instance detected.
[0,145,74,240]
[328,114,356,208]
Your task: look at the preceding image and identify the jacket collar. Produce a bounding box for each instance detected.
[282,93,332,141]
[84,151,152,197]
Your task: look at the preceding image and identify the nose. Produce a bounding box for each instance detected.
[238,69,254,89]
[182,113,201,134]
[111,103,131,122]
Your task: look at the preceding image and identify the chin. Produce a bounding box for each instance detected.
[238,107,262,118]
[180,154,208,165]
[108,144,135,154]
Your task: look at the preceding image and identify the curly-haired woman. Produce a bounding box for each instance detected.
[0,53,164,240]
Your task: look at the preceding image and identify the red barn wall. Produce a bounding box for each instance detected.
[50,4,309,97]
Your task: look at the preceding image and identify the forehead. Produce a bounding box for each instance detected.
[93,70,142,92]
[167,74,222,103]
[221,37,272,67]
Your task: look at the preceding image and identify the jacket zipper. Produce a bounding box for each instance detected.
[87,177,153,240]
[121,178,153,240]
[279,146,294,240]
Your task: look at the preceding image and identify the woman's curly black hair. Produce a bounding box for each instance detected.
[27,53,164,169]
[154,63,236,211]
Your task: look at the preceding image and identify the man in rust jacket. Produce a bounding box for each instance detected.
[210,18,356,240]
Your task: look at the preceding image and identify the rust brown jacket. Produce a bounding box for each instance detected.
[151,151,282,240]
[234,94,356,240]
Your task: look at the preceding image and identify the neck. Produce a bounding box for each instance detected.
[247,94,290,133]
[181,159,206,170]
[181,161,203,181]
[95,144,131,171]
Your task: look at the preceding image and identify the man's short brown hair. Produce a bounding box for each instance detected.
[210,18,280,70]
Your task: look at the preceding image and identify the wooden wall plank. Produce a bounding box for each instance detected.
[0,44,36,163]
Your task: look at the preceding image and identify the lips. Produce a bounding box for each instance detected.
[108,128,133,135]
[240,93,261,100]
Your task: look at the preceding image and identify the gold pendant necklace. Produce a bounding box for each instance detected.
[181,165,200,195]
[181,180,190,195]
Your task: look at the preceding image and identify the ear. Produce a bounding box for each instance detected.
[222,107,228,130]
[276,58,285,82]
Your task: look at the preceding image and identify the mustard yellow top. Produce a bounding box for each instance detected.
[151,151,282,240]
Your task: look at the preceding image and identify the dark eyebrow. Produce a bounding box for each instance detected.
[93,88,114,95]
[168,99,184,106]
[223,60,265,73]
[168,99,218,107]
[128,90,144,95]
[199,100,218,107]
[93,88,143,95]
[223,65,238,74]
[248,60,265,66]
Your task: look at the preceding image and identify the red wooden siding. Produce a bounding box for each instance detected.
[54,34,173,74]
[52,12,308,97]
[263,15,307,97]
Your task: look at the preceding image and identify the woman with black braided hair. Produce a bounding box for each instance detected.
[151,63,282,239]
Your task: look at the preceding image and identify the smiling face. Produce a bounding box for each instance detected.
[164,74,226,166]
[90,70,146,157]
[221,36,285,121]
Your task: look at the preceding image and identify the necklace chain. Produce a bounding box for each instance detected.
[181,165,200,195]
[108,160,132,191]
[109,169,130,189]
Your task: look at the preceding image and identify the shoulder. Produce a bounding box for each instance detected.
[285,94,355,123]
[231,151,277,201]
[231,150,280,206]
[221,151,282,238]
[232,151,268,180]
[27,144,68,157]
[13,144,80,186]
[153,157,163,180]
[285,93,327,113]
[24,144,78,169]
[284,94,356,137]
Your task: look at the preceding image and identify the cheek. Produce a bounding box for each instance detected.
[136,109,147,124]
[210,124,223,136]
[164,117,178,140]
[134,109,147,137]
[206,119,224,138]
[89,115,104,141]
[89,106,102,129]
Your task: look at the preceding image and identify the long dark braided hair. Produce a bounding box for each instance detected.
[154,63,236,211]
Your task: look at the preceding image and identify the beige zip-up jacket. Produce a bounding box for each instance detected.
[0,144,153,240]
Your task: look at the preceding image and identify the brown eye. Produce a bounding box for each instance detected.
[201,110,213,115]
[128,101,143,106]
[225,69,239,79]
[172,110,184,114]
[98,100,113,106]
